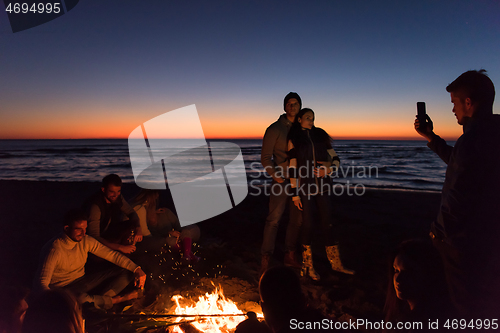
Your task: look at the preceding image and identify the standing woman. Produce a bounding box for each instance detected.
[287,108,354,280]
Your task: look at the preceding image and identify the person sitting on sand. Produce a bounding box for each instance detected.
[34,209,146,310]
[288,108,354,280]
[235,311,272,333]
[131,189,200,262]
[22,288,84,333]
[0,286,29,333]
[84,174,143,254]
[384,239,451,332]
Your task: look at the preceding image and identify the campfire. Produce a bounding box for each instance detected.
[168,282,264,333]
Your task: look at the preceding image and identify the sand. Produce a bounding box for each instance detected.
[0,179,442,328]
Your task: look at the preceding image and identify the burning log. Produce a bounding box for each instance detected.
[107,313,248,319]
[102,282,264,333]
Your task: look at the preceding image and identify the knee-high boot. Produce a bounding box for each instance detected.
[325,245,355,275]
[301,245,320,281]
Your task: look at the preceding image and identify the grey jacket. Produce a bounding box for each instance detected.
[261,114,293,179]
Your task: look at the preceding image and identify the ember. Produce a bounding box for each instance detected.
[169,282,264,333]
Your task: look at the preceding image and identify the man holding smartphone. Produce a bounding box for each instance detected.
[414,70,500,319]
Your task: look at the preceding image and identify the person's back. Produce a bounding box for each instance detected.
[0,286,28,333]
[259,266,342,333]
[22,289,84,333]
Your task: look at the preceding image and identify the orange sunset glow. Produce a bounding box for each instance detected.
[0,94,466,141]
[0,113,463,141]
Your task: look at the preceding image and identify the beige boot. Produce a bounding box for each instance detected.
[301,245,320,281]
[326,245,355,275]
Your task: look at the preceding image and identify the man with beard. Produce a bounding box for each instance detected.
[84,174,142,254]
[34,209,146,310]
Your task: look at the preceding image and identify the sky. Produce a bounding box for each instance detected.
[1,0,499,140]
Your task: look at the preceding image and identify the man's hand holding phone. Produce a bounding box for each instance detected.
[414,102,436,142]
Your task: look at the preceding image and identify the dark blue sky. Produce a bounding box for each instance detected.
[1,1,499,139]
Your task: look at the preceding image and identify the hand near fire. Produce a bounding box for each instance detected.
[134,267,146,289]
[119,244,136,254]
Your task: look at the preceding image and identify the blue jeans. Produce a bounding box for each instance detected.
[261,180,302,256]
[300,191,335,246]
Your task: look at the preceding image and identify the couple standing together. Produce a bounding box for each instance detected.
[260,92,354,280]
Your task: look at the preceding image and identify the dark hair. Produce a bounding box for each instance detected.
[284,92,302,110]
[446,69,495,116]
[22,289,84,333]
[259,267,304,322]
[287,108,332,149]
[0,285,29,333]
[102,173,122,188]
[63,208,87,227]
[384,239,448,323]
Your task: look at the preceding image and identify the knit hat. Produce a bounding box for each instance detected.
[284,92,302,110]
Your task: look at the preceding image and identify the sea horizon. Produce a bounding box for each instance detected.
[0,138,450,192]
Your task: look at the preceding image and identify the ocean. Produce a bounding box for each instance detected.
[0,139,449,192]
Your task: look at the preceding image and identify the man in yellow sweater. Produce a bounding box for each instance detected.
[34,209,147,310]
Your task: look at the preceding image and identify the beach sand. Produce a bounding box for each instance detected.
[0,180,441,328]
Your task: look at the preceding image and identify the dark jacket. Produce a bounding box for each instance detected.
[428,113,500,319]
[428,114,500,253]
[83,191,140,242]
[289,127,336,195]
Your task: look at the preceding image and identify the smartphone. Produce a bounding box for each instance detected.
[417,102,426,126]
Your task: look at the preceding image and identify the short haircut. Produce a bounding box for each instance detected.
[63,208,87,227]
[446,69,495,115]
[102,173,122,188]
[259,266,303,320]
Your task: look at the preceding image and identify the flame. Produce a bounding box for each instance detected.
[170,282,263,333]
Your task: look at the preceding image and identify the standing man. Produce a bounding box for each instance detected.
[260,92,303,274]
[84,174,143,254]
[414,70,500,318]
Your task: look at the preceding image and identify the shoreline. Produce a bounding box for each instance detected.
[0,178,443,194]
